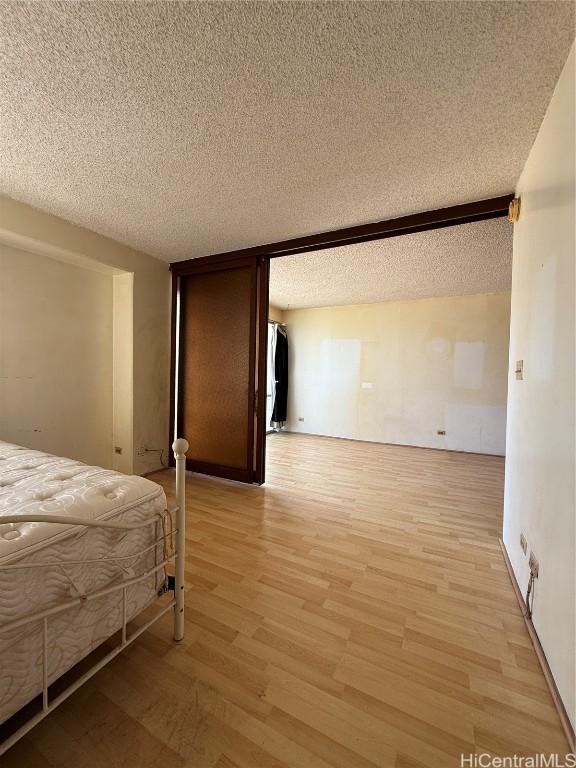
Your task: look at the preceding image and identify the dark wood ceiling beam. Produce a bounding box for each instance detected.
[170,194,514,272]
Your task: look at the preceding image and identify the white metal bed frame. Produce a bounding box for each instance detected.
[0,437,189,757]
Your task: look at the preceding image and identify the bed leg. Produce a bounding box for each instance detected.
[172,437,189,642]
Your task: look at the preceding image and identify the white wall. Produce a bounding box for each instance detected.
[284,292,511,455]
[503,46,575,728]
[0,196,171,474]
[0,244,114,467]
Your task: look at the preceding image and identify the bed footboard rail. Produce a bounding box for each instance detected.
[173,437,188,641]
[0,438,189,757]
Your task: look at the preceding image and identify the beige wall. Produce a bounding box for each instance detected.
[269,305,284,323]
[112,272,134,473]
[503,45,575,727]
[284,293,511,455]
[0,244,114,467]
[0,196,171,474]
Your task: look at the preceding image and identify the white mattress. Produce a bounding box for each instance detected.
[0,441,167,724]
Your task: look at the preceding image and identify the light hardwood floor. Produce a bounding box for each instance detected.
[5,434,570,767]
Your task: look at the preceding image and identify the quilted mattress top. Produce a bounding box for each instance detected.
[0,441,165,563]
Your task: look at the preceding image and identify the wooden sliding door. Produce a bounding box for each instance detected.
[171,255,269,484]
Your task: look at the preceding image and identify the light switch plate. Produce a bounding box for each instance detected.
[515,360,524,380]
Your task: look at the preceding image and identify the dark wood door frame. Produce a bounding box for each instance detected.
[169,255,264,483]
[169,194,513,481]
[253,257,270,485]
[170,195,513,274]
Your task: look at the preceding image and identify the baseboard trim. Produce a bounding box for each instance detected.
[499,539,575,752]
[141,467,167,478]
[272,429,505,459]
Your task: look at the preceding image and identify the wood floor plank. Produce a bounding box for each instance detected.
[4,433,569,766]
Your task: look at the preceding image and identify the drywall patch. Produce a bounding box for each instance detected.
[318,338,361,438]
[426,336,452,361]
[454,341,485,390]
[445,403,506,455]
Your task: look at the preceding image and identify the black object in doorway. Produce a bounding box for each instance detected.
[271,326,288,426]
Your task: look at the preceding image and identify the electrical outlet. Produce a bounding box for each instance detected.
[528,551,539,578]
[437,430,446,436]
[136,446,147,456]
[520,533,527,555]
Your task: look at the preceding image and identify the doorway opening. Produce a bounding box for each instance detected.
[265,215,513,478]
[170,195,513,485]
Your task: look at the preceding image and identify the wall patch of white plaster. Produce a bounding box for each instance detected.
[318,339,361,439]
[426,336,452,360]
[445,404,506,455]
[453,341,485,390]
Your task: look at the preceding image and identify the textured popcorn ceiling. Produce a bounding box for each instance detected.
[269,218,512,309]
[0,2,573,262]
